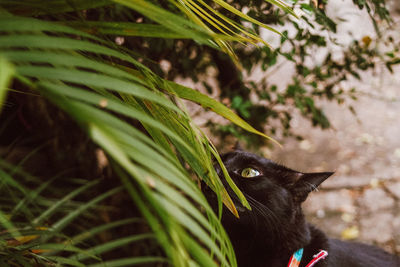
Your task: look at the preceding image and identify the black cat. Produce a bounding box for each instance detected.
[204,150,400,267]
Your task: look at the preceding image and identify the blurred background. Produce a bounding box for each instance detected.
[267,0,400,254]
[277,2,400,253]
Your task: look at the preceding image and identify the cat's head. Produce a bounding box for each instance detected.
[204,150,333,255]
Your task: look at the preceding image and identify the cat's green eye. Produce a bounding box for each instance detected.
[240,167,261,178]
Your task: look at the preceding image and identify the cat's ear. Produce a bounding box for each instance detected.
[291,172,334,202]
[233,142,243,151]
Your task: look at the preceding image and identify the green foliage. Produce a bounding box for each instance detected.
[0,56,14,112]
[0,0,291,266]
[119,0,397,146]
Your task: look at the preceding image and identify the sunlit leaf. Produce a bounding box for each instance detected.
[0,56,14,114]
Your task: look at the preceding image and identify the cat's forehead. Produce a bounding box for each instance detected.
[221,151,297,175]
[222,151,273,166]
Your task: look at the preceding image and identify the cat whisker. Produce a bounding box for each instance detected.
[245,194,280,235]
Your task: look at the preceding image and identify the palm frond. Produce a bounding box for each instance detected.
[0,56,14,114]
[0,0,291,265]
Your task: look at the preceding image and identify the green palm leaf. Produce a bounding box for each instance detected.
[0,56,13,114]
[0,0,292,265]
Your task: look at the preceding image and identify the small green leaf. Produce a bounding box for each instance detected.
[0,56,14,114]
[165,81,281,146]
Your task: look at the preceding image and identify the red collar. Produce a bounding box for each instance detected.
[287,249,328,267]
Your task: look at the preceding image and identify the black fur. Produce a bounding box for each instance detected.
[204,150,400,267]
